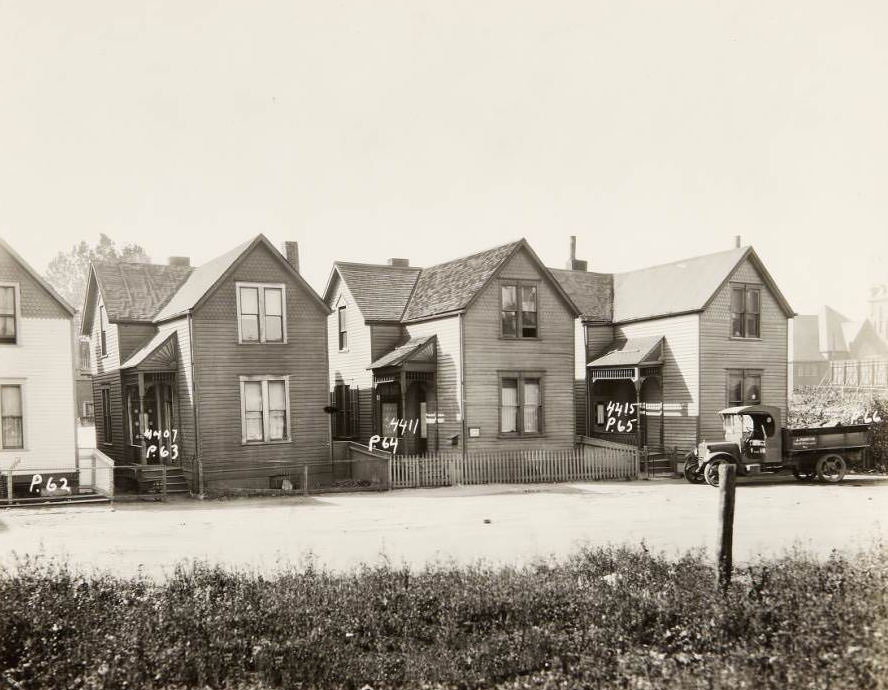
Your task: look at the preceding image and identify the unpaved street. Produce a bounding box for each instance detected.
[2,475,886,578]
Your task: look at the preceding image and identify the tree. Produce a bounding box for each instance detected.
[44,234,151,311]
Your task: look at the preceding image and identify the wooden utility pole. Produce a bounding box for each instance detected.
[717,463,737,589]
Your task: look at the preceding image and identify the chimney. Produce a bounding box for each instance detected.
[388,258,410,267]
[284,241,300,273]
[168,256,190,267]
[566,235,588,271]
[735,235,742,248]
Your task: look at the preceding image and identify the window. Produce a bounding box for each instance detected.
[1,384,23,449]
[731,285,761,338]
[1,285,18,344]
[237,283,286,344]
[338,306,348,351]
[240,376,290,443]
[100,387,113,443]
[501,282,538,338]
[99,304,108,356]
[79,340,91,371]
[332,384,358,439]
[499,373,543,435]
[82,401,95,421]
[727,370,762,407]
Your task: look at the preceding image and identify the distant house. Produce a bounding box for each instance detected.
[324,240,581,454]
[81,235,331,490]
[0,237,78,492]
[791,306,888,390]
[553,241,794,451]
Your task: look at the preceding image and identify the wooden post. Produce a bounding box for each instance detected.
[717,463,737,589]
[386,454,393,491]
[6,470,12,505]
[161,464,167,502]
[303,464,309,496]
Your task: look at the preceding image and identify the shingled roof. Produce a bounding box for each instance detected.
[328,262,421,322]
[90,261,193,322]
[549,268,613,322]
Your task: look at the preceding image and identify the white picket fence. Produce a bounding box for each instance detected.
[390,438,640,489]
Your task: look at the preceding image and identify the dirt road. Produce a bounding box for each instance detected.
[2,475,886,577]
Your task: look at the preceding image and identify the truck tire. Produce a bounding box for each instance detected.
[683,457,703,484]
[704,460,722,487]
[816,454,847,483]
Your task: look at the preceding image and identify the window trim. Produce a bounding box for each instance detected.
[239,375,292,445]
[0,380,26,451]
[729,283,762,340]
[497,370,545,438]
[726,369,763,407]
[0,282,21,346]
[100,386,113,445]
[98,303,109,358]
[499,279,541,340]
[235,282,288,344]
[337,305,348,351]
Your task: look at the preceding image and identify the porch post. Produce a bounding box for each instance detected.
[399,370,407,456]
[633,371,643,451]
[138,372,147,465]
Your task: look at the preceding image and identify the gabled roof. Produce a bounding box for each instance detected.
[368,335,436,369]
[588,336,663,368]
[89,261,193,322]
[401,239,580,323]
[612,246,794,323]
[0,236,75,316]
[325,262,421,323]
[549,268,613,321]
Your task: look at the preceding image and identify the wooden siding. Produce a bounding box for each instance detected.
[405,315,462,450]
[615,313,700,451]
[463,247,576,451]
[577,322,616,436]
[326,273,376,442]
[0,243,70,320]
[371,323,404,361]
[699,257,789,441]
[90,294,121,375]
[192,242,330,485]
[117,323,157,364]
[92,370,124,463]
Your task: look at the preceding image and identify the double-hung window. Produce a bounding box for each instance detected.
[237,283,286,343]
[727,370,762,407]
[100,387,113,443]
[1,285,19,344]
[99,304,108,356]
[501,282,538,338]
[338,306,348,351]
[240,376,290,443]
[0,384,24,449]
[499,373,543,436]
[730,285,761,338]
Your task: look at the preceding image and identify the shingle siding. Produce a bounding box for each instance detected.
[0,244,70,320]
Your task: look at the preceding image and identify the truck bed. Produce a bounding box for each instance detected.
[782,424,871,455]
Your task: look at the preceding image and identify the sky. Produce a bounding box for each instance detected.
[1,1,886,319]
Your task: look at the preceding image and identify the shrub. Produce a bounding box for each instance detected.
[1,545,886,690]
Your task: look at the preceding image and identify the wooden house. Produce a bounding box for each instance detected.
[81,235,331,490]
[553,241,794,451]
[324,240,581,454]
[0,237,78,493]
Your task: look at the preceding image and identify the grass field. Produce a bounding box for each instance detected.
[2,544,886,690]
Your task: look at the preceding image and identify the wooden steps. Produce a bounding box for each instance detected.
[137,465,190,495]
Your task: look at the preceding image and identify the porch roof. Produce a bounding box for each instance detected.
[588,336,663,368]
[369,335,436,370]
[120,330,179,371]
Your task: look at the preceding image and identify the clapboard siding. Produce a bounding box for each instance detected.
[92,370,124,463]
[615,313,700,451]
[699,257,789,441]
[371,324,404,361]
[90,294,121,374]
[405,315,462,450]
[117,323,157,364]
[577,322,616,437]
[327,274,375,441]
[192,242,330,484]
[463,247,576,451]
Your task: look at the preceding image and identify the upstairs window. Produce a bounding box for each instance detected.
[727,369,762,407]
[79,340,91,371]
[731,285,761,338]
[499,373,543,436]
[0,285,18,344]
[240,376,290,443]
[338,306,348,351]
[99,304,108,356]
[237,283,286,344]
[0,384,23,449]
[501,283,538,338]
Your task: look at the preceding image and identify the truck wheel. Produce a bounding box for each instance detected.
[816,454,847,483]
[704,461,721,487]
[683,458,703,484]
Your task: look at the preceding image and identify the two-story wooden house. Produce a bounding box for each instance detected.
[0,237,78,494]
[553,240,794,451]
[324,239,581,454]
[81,234,331,490]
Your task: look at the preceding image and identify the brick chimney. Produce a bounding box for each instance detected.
[168,256,190,267]
[566,235,587,271]
[735,235,742,248]
[284,241,300,273]
[388,258,410,267]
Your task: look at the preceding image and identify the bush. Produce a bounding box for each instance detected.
[1,545,887,689]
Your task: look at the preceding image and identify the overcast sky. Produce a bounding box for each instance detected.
[1,1,885,319]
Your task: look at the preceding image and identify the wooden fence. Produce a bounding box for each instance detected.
[390,438,640,489]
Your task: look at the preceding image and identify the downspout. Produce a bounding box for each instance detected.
[459,312,467,463]
[188,313,202,493]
